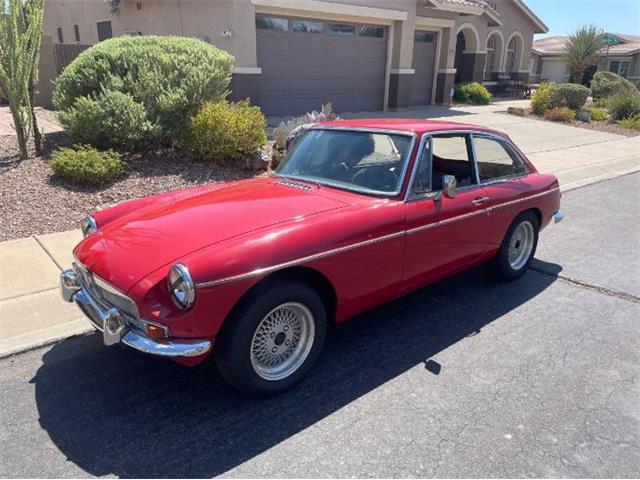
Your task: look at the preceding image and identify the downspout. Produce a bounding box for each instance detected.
[178,0,184,35]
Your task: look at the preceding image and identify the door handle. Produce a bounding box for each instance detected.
[472,196,490,206]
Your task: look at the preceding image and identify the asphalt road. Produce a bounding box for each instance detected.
[1,174,639,478]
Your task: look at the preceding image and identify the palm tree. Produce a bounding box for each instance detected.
[563,25,605,85]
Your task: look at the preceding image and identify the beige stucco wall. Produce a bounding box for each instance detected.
[44,0,540,73]
[41,0,545,108]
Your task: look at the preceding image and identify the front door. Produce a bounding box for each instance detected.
[403,133,493,290]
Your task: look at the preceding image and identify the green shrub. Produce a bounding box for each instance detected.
[618,116,640,130]
[183,100,267,162]
[549,83,590,110]
[593,97,607,108]
[53,35,234,149]
[58,90,157,150]
[607,91,640,120]
[531,82,554,115]
[586,106,608,121]
[575,108,591,122]
[543,107,576,122]
[453,82,492,105]
[590,71,637,99]
[50,146,125,185]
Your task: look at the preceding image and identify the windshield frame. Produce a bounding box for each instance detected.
[274,126,418,198]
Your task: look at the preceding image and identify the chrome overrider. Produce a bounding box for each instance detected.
[60,267,211,357]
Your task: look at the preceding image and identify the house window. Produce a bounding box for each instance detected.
[359,26,384,38]
[74,24,80,42]
[255,16,288,31]
[484,35,496,79]
[292,20,323,33]
[56,27,63,43]
[326,23,355,36]
[505,37,517,72]
[97,20,113,41]
[608,60,630,78]
[414,31,434,42]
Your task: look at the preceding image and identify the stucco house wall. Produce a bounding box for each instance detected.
[40,0,547,113]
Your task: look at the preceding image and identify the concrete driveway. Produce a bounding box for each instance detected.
[329,99,640,191]
[1,173,638,478]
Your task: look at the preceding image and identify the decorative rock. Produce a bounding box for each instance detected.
[507,106,526,116]
[246,147,270,171]
[271,148,284,169]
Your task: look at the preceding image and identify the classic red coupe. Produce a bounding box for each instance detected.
[60,119,563,396]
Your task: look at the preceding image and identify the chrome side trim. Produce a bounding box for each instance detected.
[196,230,406,289]
[406,206,489,235]
[196,186,560,289]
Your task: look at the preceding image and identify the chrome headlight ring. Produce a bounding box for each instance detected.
[168,264,195,310]
[82,215,98,237]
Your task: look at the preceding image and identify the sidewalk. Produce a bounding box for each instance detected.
[1,101,639,357]
[0,230,92,357]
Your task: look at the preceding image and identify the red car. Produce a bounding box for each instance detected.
[60,119,563,396]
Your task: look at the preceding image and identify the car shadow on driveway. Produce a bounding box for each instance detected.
[31,265,558,478]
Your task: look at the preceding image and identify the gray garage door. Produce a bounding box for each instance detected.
[256,15,388,116]
[409,30,437,106]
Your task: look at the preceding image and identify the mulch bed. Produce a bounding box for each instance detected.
[514,109,640,137]
[0,134,263,241]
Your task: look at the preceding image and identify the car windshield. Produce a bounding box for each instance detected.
[276,129,414,195]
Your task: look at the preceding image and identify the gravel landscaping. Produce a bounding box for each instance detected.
[0,135,262,241]
[502,107,640,137]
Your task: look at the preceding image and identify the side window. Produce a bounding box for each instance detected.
[431,135,476,190]
[412,138,431,195]
[474,136,528,182]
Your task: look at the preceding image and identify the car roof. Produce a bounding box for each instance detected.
[317,118,504,136]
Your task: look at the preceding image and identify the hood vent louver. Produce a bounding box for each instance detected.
[277,179,313,191]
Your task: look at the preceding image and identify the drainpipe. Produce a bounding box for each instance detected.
[178,0,185,35]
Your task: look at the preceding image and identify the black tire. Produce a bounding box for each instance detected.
[491,210,539,280]
[216,281,327,397]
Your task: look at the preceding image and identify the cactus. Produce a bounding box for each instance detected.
[0,0,45,159]
[273,103,339,150]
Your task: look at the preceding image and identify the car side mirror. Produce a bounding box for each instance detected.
[442,175,457,199]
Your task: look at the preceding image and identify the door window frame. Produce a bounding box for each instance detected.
[406,130,530,201]
[470,132,530,185]
[406,131,481,201]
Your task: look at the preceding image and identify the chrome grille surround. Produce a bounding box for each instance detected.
[73,261,140,324]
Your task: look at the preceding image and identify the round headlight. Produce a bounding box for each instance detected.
[82,215,98,237]
[168,264,195,310]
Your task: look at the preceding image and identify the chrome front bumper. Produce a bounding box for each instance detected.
[60,269,211,357]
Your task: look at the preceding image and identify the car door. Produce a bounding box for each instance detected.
[471,133,533,250]
[402,132,493,290]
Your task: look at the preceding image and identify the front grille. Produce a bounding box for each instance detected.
[74,262,139,320]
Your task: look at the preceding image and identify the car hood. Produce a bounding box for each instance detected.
[74,178,349,292]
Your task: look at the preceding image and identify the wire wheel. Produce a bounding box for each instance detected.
[508,220,535,270]
[250,302,315,381]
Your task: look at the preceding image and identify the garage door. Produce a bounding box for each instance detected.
[409,30,437,106]
[256,15,388,116]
